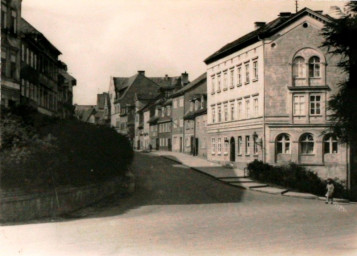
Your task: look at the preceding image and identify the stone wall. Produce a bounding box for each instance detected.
[0,176,129,223]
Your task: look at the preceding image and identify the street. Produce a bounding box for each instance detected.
[1,152,357,256]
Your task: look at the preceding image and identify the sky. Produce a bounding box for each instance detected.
[22,0,348,105]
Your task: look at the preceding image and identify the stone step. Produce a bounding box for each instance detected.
[282,191,317,199]
[251,187,287,195]
[220,177,253,183]
[230,182,268,189]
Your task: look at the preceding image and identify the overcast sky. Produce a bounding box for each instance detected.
[22,0,347,105]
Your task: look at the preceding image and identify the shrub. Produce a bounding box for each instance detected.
[1,106,133,192]
[247,160,348,198]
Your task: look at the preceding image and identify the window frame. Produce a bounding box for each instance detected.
[300,133,314,155]
[276,133,291,154]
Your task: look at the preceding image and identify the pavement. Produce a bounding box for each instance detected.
[1,152,357,256]
[149,150,350,203]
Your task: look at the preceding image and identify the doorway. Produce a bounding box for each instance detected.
[230,137,236,162]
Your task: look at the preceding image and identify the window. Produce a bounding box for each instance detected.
[253,98,258,117]
[237,66,242,85]
[245,136,250,155]
[173,99,177,108]
[217,138,222,154]
[11,10,17,34]
[230,102,235,121]
[211,76,215,94]
[224,137,228,154]
[253,60,258,81]
[245,99,250,118]
[167,106,171,116]
[21,79,25,96]
[245,63,250,84]
[162,107,165,117]
[179,118,183,127]
[212,106,216,123]
[224,103,228,122]
[300,133,314,154]
[212,138,216,154]
[237,100,242,120]
[309,56,320,78]
[218,104,222,122]
[223,71,228,90]
[310,95,321,115]
[253,134,259,155]
[230,69,234,88]
[217,74,221,92]
[1,5,7,29]
[238,136,242,155]
[179,97,184,107]
[276,134,290,154]
[21,44,25,62]
[324,134,338,154]
[1,50,6,76]
[293,95,305,116]
[293,57,305,78]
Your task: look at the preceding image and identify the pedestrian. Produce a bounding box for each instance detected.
[325,178,334,204]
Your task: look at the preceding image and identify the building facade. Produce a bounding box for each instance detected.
[1,0,22,108]
[205,8,351,185]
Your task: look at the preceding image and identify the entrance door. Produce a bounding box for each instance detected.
[230,137,236,162]
[168,138,172,151]
[195,138,199,156]
[180,137,183,152]
[156,138,159,150]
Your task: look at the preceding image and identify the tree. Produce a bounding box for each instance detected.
[321,2,357,145]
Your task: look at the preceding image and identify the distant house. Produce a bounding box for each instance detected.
[74,105,96,124]
[95,92,110,126]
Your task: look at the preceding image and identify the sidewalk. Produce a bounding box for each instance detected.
[149,150,350,203]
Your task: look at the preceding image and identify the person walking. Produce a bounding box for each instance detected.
[325,178,334,204]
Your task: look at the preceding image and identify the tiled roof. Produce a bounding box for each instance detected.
[204,8,331,64]
[113,75,138,91]
[149,76,181,89]
[171,73,206,98]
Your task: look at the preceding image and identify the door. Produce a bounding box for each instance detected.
[180,137,183,152]
[156,138,159,150]
[168,138,172,151]
[230,137,236,162]
[195,138,199,156]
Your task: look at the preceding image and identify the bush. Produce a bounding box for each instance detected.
[247,160,347,198]
[1,106,133,192]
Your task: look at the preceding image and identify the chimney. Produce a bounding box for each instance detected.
[165,74,168,80]
[254,22,266,29]
[279,12,292,17]
[181,72,189,85]
[138,70,145,76]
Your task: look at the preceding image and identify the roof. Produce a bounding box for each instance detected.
[204,8,331,64]
[171,73,207,98]
[20,18,62,55]
[149,76,181,89]
[113,75,138,91]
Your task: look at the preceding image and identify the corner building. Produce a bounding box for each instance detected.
[205,8,351,186]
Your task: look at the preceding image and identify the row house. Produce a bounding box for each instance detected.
[204,8,352,187]
[108,71,160,142]
[1,0,22,108]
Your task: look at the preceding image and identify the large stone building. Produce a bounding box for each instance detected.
[1,0,22,108]
[204,8,351,186]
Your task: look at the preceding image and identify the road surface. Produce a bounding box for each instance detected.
[1,152,357,256]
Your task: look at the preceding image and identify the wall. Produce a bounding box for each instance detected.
[0,177,128,222]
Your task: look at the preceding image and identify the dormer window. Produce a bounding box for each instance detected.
[195,100,200,111]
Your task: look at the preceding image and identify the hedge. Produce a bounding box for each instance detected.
[1,105,134,192]
[247,160,347,198]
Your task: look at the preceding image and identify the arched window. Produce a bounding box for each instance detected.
[293,57,305,78]
[324,134,338,154]
[276,134,290,154]
[309,56,320,78]
[300,133,314,154]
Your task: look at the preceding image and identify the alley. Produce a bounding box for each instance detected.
[1,153,357,256]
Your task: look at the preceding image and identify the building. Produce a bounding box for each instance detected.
[74,105,96,124]
[95,92,110,126]
[1,0,22,108]
[108,71,162,141]
[58,61,76,119]
[204,8,351,186]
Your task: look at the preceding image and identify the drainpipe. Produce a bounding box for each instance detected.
[346,142,351,190]
[258,35,267,163]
